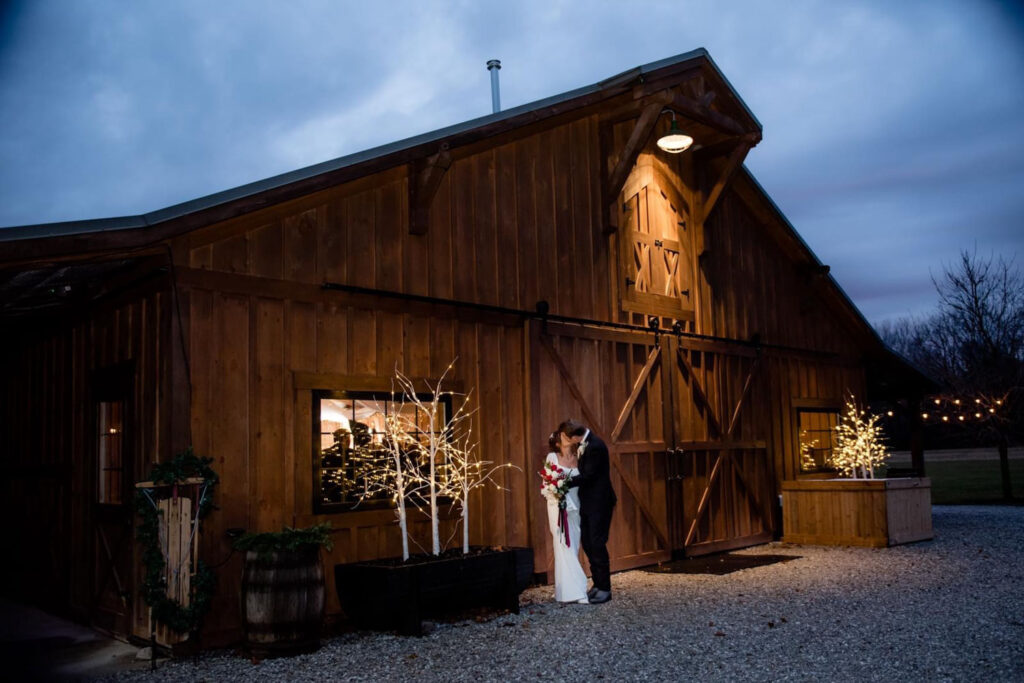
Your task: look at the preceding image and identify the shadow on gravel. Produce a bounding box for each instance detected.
[640,553,801,575]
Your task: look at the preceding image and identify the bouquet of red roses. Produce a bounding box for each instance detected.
[539,461,572,546]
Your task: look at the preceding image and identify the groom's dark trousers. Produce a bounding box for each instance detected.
[580,505,613,591]
[569,433,617,592]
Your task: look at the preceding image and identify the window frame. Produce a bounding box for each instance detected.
[793,400,842,475]
[312,388,452,515]
[92,362,134,508]
[97,400,126,505]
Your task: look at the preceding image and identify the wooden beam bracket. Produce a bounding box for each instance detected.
[408,144,452,235]
[601,95,672,235]
[669,92,746,136]
[701,140,752,225]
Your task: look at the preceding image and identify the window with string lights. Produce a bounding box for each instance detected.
[314,390,451,513]
[797,408,840,474]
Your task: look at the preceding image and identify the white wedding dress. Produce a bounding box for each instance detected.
[544,452,588,602]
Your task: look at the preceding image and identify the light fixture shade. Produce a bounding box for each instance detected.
[657,121,693,153]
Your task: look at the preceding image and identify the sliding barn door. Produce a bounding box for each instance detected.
[666,341,774,556]
[668,444,773,556]
[529,321,671,574]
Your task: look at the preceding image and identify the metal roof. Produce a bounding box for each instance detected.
[0,48,759,244]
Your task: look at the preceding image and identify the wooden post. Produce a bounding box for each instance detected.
[909,398,925,476]
[998,434,1014,501]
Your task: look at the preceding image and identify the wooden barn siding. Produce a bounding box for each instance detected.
[176,108,875,633]
[695,187,867,481]
[184,285,534,633]
[703,189,863,357]
[179,116,619,636]
[181,116,616,636]
[186,116,609,322]
[0,288,171,634]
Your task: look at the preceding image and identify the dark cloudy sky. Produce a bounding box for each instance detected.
[1,0,1022,325]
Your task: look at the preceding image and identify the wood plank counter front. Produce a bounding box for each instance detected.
[781,478,933,547]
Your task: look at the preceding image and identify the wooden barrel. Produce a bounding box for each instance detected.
[241,547,325,656]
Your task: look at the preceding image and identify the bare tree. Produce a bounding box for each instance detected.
[880,250,1023,499]
[932,250,1024,391]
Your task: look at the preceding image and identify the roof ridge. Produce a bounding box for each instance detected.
[1,48,749,242]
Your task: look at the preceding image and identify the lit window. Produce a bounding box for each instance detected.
[798,409,839,473]
[314,390,449,513]
[98,401,125,504]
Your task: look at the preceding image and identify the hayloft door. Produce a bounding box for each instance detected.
[618,164,695,322]
[666,342,774,556]
[90,363,134,636]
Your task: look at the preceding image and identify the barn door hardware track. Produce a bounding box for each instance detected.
[321,281,835,358]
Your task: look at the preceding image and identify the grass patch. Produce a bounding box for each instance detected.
[884,460,1024,504]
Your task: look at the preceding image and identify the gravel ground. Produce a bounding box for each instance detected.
[102,506,1024,682]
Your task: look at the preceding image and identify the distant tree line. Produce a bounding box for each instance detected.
[876,249,1023,499]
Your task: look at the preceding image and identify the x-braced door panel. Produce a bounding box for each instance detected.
[668,445,772,555]
[619,168,695,321]
[667,341,774,556]
[530,321,671,574]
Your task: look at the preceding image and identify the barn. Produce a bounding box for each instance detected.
[0,48,928,646]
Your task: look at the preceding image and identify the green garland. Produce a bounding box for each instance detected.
[233,523,333,561]
[135,449,219,635]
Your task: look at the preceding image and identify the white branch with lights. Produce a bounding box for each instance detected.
[353,361,518,560]
[831,394,890,479]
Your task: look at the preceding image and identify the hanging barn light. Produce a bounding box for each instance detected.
[657,110,694,154]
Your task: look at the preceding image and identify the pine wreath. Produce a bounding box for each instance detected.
[135,449,219,634]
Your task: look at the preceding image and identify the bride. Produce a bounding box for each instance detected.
[543,432,589,603]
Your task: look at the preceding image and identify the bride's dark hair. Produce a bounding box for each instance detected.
[547,431,559,453]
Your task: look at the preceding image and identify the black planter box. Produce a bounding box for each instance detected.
[335,547,531,635]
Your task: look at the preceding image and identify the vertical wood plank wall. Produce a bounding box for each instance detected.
[180,118,613,637]
[701,189,867,483]
[0,287,172,638]
[0,70,895,648]
[528,323,670,574]
[178,109,870,641]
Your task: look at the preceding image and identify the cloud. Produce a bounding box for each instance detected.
[0,0,1022,323]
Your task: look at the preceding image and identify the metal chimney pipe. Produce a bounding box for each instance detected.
[486,59,501,113]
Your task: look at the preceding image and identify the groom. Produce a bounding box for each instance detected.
[558,419,617,604]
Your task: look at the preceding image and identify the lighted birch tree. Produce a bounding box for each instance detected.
[352,410,426,561]
[350,368,454,558]
[389,366,454,556]
[832,394,890,479]
[354,362,517,558]
[389,363,518,555]
[437,397,519,554]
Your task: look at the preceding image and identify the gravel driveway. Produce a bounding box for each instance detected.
[104,506,1024,682]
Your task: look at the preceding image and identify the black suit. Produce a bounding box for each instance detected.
[565,431,616,592]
